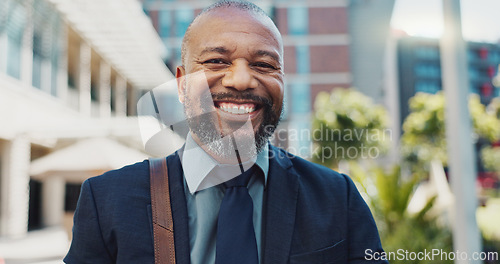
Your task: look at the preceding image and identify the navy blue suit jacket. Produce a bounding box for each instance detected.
[65,145,387,263]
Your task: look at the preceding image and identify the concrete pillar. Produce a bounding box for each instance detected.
[0,29,7,73]
[383,35,401,163]
[41,58,52,94]
[127,84,137,116]
[0,136,31,238]
[115,75,127,117]
[99,61,111,118]
[20,0,34,87]
[42,176,65,227]
[440,0,482,262]
[78,41,91,115]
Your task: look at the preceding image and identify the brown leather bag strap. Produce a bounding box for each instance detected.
[149,157,176,264]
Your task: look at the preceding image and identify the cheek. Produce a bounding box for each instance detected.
[264,78,284,106]
[201,71,225,89]
[185,72,215,102]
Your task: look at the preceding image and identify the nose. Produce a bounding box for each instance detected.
[221,60,258,91]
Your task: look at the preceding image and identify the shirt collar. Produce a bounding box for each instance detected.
[182,133,269,194]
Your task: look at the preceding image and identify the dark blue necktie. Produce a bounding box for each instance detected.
[215,166,259,264]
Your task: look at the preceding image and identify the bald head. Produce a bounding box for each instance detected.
[180,0,281,66]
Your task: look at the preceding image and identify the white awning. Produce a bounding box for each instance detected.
[49,0,173,89]
[30,137,149,182]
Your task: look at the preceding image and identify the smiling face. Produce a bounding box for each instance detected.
[176,8,284,159]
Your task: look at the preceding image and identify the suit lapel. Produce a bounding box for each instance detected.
[150,146,299,264]
[167,150,191,264]
[262,146,299,264]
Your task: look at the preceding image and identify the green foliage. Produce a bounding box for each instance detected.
[487,97,500,119]
[470,95,500,142]
[350,162,453,264]
[401,93,447,168]
[311,88,389,169]
[481,146,500,175]
[479,97,500,176]
[477,198,500,242]
[401,92,500,169]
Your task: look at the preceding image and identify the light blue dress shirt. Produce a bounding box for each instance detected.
[181,133,269,264]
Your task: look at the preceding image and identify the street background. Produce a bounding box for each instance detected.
[1,0,499,263]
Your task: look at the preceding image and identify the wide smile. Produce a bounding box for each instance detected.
[216,102,256,114]
[213,101,263,122]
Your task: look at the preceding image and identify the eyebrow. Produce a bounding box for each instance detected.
[200,46,230,56]
[199,46,281,63]
[255,49,281,63]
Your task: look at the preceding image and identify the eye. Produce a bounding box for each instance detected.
[252,62,277,71]
[203,59,228,65]
[202,58,230,70]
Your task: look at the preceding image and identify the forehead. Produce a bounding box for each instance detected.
[187,8,282,56]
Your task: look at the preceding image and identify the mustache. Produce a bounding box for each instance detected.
[211,92,273,108]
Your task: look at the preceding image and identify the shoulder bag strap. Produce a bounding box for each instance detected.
[149,157,176,264]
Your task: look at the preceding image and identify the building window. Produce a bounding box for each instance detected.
[65,183,82,212]
[6,1,26,79]
[159,10,171,38]
[478,47,488,60]
[470,84,479,95]
[296,45,310,74]
[414,46,439,60]
[469,67,480,81]
[175,7,193,38]
[110,82,116,112]
[467,49,485,62]
[28,180,43,230]
[481,83,493,97]
[488,66,496,78]
[489,50,500,64]
[90,83,98,101]
[415,81,440,94]
[32,33,43,89]
[287,6,308,36]
[50,13,60,96]
[32,0,48,89]
[414,63,441,78]
[32,0,60,94]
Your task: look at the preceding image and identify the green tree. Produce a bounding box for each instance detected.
[487,97,500,119]
[311,88,390,169]
[481,98,500,176]
[481,146,500,175]
[350,162,453,264]
[401,92,500,171]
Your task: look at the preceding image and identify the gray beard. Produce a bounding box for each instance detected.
[183,89,280,160]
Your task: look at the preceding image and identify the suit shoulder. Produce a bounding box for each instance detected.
[81,160,152,204]
[270,146,354,198]
[273,146,347,181]
[87,159,149,186]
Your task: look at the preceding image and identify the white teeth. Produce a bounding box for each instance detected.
[218,104,255,114]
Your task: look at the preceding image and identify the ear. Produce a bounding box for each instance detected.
[176,66,186,104]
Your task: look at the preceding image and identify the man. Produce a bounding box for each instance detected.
[65,1,388,263]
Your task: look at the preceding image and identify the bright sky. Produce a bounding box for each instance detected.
[391,0,500,43]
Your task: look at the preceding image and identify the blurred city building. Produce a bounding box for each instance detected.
[140,0,396,155]
[0,0,172,245]
[396,36,500,126]
[384,33,500,189]
[384,33,500,156]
